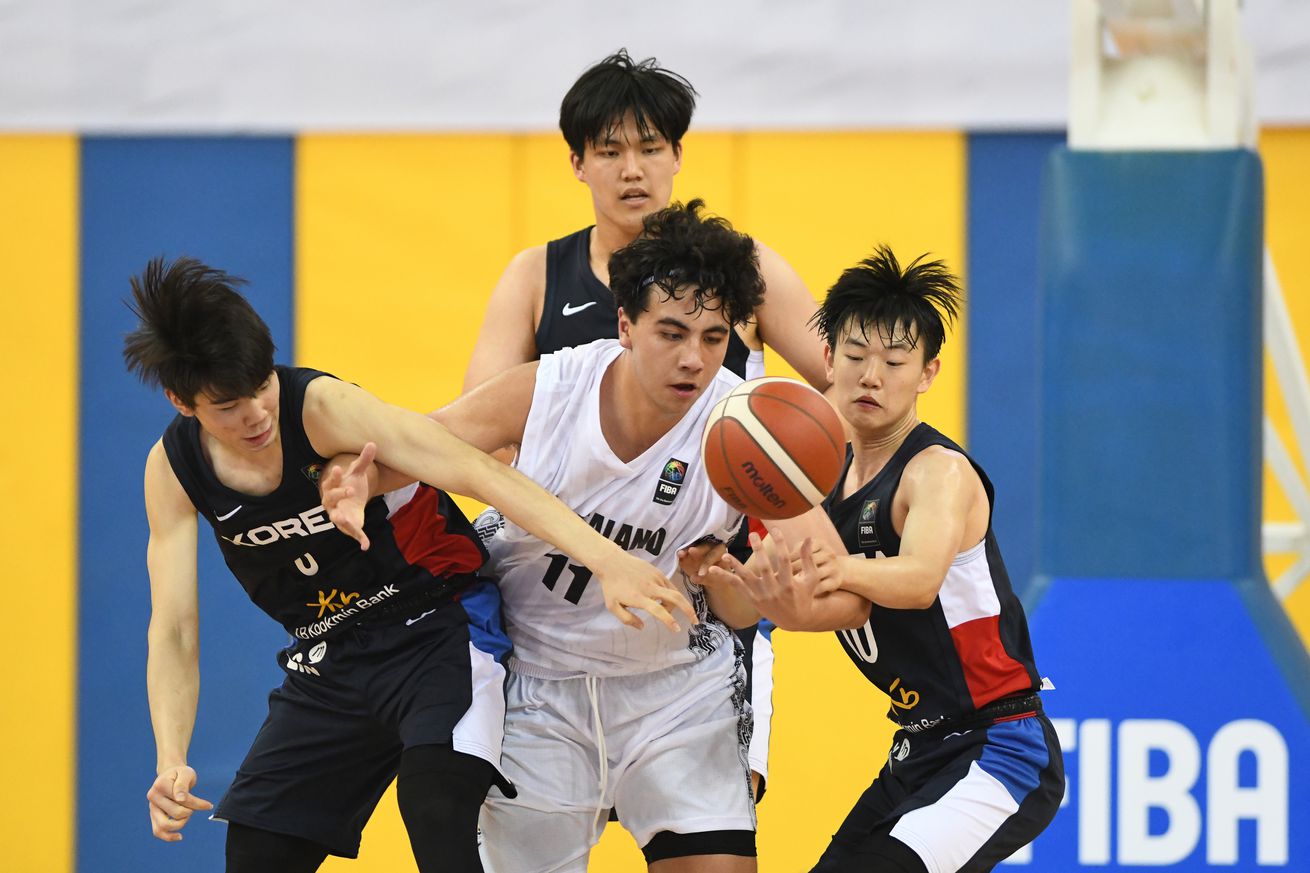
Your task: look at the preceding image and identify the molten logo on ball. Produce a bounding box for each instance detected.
[740,460,786,511]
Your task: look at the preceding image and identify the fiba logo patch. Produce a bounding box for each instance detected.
[653,458,688,505]
[858,499,880,550]
[301,463,323,484]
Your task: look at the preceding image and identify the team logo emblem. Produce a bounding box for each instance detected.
[301,463,323,484]
[308,642,327,664]
[654,458,689,505]
[858,499,880,550]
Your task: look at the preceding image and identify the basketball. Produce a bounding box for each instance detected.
[701,377,846,520]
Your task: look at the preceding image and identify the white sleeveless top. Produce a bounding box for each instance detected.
[485,339,744,677]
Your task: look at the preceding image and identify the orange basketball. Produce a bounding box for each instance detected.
[701,377,846,520]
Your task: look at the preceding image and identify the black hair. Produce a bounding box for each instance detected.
[609,199,764,328]
[559,49,697,157]
[811,245,962,362]
[122,256,276,406]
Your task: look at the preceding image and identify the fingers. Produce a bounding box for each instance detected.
[350,442,377,474]
[170,770,213,811]
[320,465,343,492]
[638,597,681,633]
[605,600,644,630]
[146,770,212,842]
[658,587,697,628]
[675,542,729,579]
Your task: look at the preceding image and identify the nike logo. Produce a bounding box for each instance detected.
[561,301,599,316]
[406,609,436,626]
[216,505,243,521]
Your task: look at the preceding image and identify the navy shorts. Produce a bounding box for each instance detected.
[812,711,1064,873]
[213,581,510,858]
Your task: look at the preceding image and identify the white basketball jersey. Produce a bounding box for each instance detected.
[485,339,744,677]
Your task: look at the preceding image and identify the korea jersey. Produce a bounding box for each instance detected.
[162,366,486,641]
[823,423,1042,732]
[484,339,743,677]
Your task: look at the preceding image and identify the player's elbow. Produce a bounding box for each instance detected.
[147,610,199,656]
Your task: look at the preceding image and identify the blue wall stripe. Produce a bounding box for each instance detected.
[966,132,1065,599]
[79,137,294,871]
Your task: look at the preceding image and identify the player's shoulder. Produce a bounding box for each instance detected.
[502,245,549,286]
[902,443,978,490]
[537,337,620,388]
[144,436,194,510]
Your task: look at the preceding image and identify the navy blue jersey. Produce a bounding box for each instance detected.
[822,423,1041,731]
[162,366,486,640]
[535,226,751,378]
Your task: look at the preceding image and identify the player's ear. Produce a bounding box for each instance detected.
[917,356,941,394]
[571,149,586,182]
[165,389,196,417]
[822,343,835,383]
[617,307,635,350]
[672,140,683,175]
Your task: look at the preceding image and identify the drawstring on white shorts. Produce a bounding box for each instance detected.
[585,675,609,834]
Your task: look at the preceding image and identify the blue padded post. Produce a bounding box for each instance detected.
[1037,149,1262,580]
[1021,149,1310,871]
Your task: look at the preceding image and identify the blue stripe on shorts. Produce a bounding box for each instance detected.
[978,716,1050,805]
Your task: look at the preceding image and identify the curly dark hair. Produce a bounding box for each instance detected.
[811,245,961,362]
[122,256,275,405]
[559,48,697,157]
[608,199,764,328]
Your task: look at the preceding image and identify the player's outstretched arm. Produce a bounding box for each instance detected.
[754,241,830,391]
[678,538,760,629]
[303,375,696,632]
[142,441,214,841]
[712,526,871,632]
[835,447,979,610]
[462,246,546,393]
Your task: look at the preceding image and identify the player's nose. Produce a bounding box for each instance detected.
[621,150,642,178]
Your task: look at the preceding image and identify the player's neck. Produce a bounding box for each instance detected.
[598,354,682,463]
[200,429,285,497]
[589,219,640,286]
[847,413,919,488]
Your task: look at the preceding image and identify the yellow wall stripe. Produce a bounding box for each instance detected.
[1260,128,1310,645]
[0,134,78,873]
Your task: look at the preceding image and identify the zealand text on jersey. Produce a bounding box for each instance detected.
[219,505,337,547]
[586,512,667,556]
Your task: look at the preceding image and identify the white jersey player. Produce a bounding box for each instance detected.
[485,338,742,677]
[323,201,768,873]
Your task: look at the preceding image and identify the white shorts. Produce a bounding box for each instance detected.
[480,640,756,873]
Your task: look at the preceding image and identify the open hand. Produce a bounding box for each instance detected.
[676,538,729,584]
[596,551,697,632]
[706,529,826,629]
[321,443,376,550]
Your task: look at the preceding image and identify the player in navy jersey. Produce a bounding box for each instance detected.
[124,257,683,873]
[462,46,825,803]
[463,48,827,395]
[704,247,1063,873]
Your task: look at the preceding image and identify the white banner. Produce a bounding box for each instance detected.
[1,0,1306,131]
